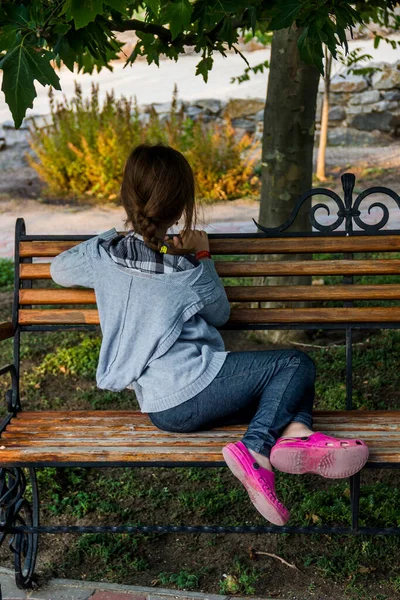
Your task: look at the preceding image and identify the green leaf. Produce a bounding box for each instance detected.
[54,36,76,70]
[145,0,160,15]
[0,24,18,52]
[195,54,213,82]
[105,0,128,13]
[215,0,249,12]
[0,41,60,128]
[297,26,323,73]
[54,23,72,35]
[268,0,301,30]
[3,3,31,28]
[163,0,192,40]
[70,0,104,29]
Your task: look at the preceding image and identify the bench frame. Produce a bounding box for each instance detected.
[1,173,400,590]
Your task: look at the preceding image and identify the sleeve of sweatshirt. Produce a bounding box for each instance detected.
[194,259,231,327]
[50,228,117,288]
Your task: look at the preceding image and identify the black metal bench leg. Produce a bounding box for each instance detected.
[350,471,360,533]
[0,467,40,589]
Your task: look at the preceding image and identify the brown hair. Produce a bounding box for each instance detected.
[120,143,197,255]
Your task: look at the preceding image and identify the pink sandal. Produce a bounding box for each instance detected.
[222,441,290,526]
[270,432,369,479]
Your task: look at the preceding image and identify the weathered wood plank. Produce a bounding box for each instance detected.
[20,235,400,257]
[0,445,395,464]
[0,410,399,464]
[20,285,400,306]
[20,259,400,281]
[19,306,400,325]
[15,410,400,421]
[20,264,51,279]
[19,309,99,325]
[216,260,400,277]
[226,285,400,302]
[228,307,400,323]
[20,289,96,305]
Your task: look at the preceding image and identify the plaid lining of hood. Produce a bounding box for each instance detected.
[100,230,200,274]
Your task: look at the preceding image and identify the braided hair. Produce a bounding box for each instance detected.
[121,144,198,255]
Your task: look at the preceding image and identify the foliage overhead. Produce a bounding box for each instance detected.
[0,0,399,127]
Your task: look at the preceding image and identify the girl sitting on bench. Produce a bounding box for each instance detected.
[51,143,369,526]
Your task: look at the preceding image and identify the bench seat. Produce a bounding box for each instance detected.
[0,410,398,467]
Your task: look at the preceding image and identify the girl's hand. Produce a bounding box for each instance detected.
[165,234,183,249]
[179,229,209,253]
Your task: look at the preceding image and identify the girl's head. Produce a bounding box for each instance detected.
[121,143,197,255]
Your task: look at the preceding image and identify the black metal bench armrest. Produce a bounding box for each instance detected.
[0,322,14,342]
[0,364,19,414]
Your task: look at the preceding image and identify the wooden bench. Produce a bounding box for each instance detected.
[1,172,400,589]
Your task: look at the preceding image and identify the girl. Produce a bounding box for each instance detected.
[51,144,369,527]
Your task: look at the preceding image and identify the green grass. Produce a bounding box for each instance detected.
[59,533,150,582]
[219,561,259,595]
[0,258,13,289]
[157,570,204,591]
[37,336,101,379]
[308,329,400,411]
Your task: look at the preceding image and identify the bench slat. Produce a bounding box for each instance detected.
[228,307,400,323]
[18,306,400,325]
[0,410,398,465]
[19,235,400,257]
[216,260,400,277]
[20,289,96,305]
[19,260,400,281]
[19,285,400,305]
[20,264,51,279]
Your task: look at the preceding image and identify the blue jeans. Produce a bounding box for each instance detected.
[149,350,315,458]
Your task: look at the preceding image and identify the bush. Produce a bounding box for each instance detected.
[28,83,260,203]
[0,258,13,289]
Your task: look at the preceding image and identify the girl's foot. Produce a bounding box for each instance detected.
[270,432,369,479]
[222,441,290,526]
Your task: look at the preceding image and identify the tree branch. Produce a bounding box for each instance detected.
[111,16,246,48]
[111,19,173,43]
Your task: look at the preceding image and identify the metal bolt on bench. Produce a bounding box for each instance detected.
[1,173,400,589]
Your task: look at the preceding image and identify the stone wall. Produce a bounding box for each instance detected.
[316,61,400,146]
[1,60,400,150]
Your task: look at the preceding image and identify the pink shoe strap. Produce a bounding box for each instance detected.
[275,431,367,448]
[236,441,275,486]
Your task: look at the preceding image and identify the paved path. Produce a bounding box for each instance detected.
[3,181,400,260]
[0,198,260,259]
[0,568,275,600]
[2,138,400,260]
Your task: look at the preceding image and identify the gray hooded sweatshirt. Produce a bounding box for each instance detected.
[50,228,230,412]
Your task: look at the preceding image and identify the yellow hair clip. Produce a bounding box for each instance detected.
[160,245,168,254]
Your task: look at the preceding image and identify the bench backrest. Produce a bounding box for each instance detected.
[12,173,400,408]
[16,233,400,329]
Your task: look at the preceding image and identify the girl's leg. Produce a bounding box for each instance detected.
[149,349,314,526]
[239,349,315,463]
[149,349,316,467]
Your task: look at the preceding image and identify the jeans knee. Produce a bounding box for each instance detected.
[289,350,316,381]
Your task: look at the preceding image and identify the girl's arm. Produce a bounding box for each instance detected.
[50,228,117,288]
[195,258,231,327]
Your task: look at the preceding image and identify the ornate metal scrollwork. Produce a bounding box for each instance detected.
[254,173,400,235]
[0,468,39,589]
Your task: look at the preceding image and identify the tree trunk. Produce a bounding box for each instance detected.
[254,26,320,344]
[316,46,333,181]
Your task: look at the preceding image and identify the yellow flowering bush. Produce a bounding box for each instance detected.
[28,84,260,203]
